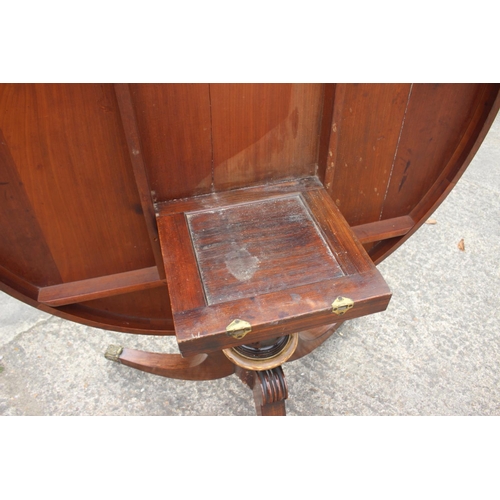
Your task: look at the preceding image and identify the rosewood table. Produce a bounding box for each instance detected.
[1,84,498,415]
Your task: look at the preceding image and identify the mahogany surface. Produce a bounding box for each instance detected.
[157,177,390,356]
[1,83,499,338]
[236,366,289,416]
[186,195,344,303]
[116,348,234,381]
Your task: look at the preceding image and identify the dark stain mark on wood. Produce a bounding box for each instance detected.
[398,161,411,192]
[133,203,143,215]
[398,175,408,192]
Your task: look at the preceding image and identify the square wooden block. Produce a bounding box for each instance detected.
[157,177,391,356]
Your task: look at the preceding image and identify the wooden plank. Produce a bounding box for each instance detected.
[129,84,213,200]
[157,213,207,312]
[325,84,412,226]
[381,84,486,220]
[210,84,323,190]
[0,126,62,287]
[0,84,155,283]
[114,83,166,279]
[38,266,163,306]
[157,176,323,216]
[352,215,414,244]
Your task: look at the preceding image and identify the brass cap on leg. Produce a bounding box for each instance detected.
[104,345,123,362]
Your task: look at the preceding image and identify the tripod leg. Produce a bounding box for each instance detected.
[105,345,234,381]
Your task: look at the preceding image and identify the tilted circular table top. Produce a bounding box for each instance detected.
[1,83,499,338]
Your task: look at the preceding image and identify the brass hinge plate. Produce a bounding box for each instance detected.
[331,296,354,315]
[226,319,252,340]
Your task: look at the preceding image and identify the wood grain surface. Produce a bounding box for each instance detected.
[157,179,391,356]
[129,84,213,200]
[187,195,344,304]
[325,83,412,227]
[0,83,498,337]
[211,84,323,190]
[0,84,155,284]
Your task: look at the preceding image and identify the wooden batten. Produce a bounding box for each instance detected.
[352,216,415,244]
[38,267,163,307]
[114,83,166,279]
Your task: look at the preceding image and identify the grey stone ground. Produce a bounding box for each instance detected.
[1,114,499,416]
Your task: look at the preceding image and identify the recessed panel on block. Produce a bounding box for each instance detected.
[187,195,344,305]
[157,177,391,356]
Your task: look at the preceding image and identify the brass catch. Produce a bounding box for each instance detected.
[226,319,252,340]
[331,296,354,315]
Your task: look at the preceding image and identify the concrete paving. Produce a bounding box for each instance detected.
[1,113,499,416]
